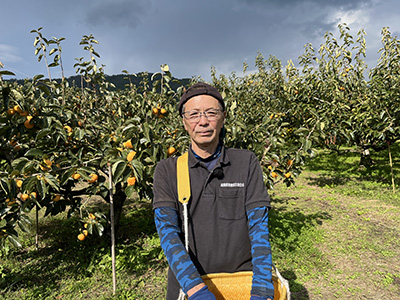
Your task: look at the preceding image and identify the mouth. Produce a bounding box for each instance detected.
[196,131,213,136]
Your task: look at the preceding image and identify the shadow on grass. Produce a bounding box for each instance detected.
[306,149,361,174]
[306,174,351,188]
[305,145,400,189]
[269,196,332,300]
[0,199,163,298]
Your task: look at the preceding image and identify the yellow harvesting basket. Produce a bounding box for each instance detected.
[197,270,289,300]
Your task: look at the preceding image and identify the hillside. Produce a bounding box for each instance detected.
[6,73,192,91]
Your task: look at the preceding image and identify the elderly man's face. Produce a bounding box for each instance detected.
[182,95,225,153]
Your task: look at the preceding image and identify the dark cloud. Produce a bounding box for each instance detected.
[241,0,373,10]
[3,0,400,81]
[86,0,151,28]
[298,16,339,40]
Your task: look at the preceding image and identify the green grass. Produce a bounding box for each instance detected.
[1,144,400,299]
[269,143,400,299]
[305,144,400,205]
[0,200,167,300]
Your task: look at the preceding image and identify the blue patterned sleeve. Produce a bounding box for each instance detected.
[154,207,204,294]
[247,206,274,299]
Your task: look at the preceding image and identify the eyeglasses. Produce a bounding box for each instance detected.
[183,109,221,123]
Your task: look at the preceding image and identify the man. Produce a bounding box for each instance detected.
[153,82,274,300]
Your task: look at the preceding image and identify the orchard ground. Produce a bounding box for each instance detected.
[0,146,399,300]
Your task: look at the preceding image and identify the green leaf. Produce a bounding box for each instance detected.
[7,235,21,248]
[20,214,32,226]
[48,62,59,68]
[94,222,104,236]
[131,159,144,180]
[36,178,48,198]
[24,148,44,157]
[23,176,38,194]
[151,72,162,81]
[74,127,85,141]
[43,174,60,191]
[304,139,312,151]
[17,219,30,233]
[294,127,309,135]
[143,123,151,141]
[0,178,9,194]
[86,223,93,235]
[60,168,75,185]
[37,85,51,96]
[125,185,136,198]
[12,157,29,171]
[0,70,16,76]
[49,48,58,55]
[112,160,127,183]
[33,74,45,81]
[35,128,52,140]
[11,89,24,101]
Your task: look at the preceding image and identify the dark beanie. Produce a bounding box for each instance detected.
[178,82,225,116]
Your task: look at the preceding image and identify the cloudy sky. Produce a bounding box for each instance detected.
[1,0,399,81]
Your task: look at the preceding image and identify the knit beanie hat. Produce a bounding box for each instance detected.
[178,82,225,116]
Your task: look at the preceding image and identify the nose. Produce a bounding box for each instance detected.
[197,113,209,125]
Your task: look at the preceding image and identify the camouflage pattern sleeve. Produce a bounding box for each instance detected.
[154,207,204,294]
[247,206,274,299]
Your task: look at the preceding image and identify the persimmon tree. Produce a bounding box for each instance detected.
[1,24,399,250]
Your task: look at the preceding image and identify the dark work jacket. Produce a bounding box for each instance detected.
[152,145,271,299]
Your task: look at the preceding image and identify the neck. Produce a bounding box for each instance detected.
[191,140,220,159]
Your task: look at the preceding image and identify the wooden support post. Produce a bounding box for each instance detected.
[108,162,117,294]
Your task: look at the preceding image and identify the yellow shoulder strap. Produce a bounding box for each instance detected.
[177,152,191,204]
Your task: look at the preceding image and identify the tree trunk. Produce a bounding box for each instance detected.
[112,183,126,235]
[360,147,373,167]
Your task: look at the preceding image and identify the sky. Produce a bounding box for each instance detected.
[1,0,400,82]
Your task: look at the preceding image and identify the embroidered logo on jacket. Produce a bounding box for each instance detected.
[220,182,244,187]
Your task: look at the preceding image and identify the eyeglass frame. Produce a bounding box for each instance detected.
[182,108,223,123]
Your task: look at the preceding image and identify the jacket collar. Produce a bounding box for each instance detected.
[188,143,230,168]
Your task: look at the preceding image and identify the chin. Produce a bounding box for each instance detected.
[196,137,215,144]
[196,140,218,150]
